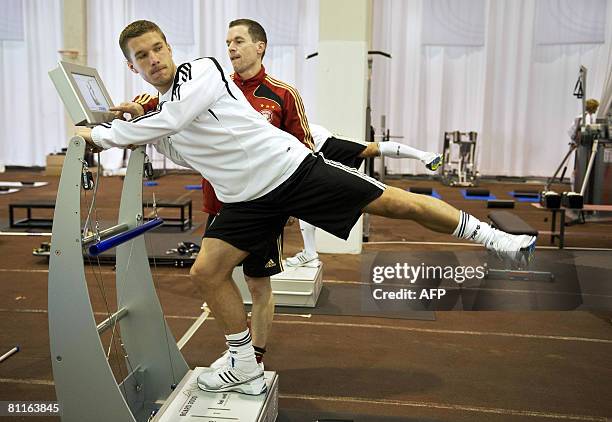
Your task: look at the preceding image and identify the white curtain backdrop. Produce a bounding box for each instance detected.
[2,0,610,178]
[0,0,65,168]
[371,0,612,177]
[87,0,319,170]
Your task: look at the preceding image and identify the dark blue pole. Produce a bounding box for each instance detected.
[88,217,164,256]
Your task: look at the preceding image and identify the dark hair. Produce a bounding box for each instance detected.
[119,20,167,61]
[229,18,267,58]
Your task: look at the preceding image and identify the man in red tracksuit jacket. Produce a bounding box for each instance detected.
[129,18,312,369]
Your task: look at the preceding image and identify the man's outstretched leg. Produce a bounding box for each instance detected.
[190,238,267,395]
[364,186,536,258]
[363,142,443,171]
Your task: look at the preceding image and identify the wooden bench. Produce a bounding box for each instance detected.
[143,198,192,231]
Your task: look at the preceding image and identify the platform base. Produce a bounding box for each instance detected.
[152,368,278,422]
[233,262,323,307]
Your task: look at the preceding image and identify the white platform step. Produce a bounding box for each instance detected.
[233,261,323,307]
[153,368,278,422]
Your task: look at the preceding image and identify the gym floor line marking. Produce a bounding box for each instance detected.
[1,308,611,344]
[0,377,54,386]
[272,320,612,344]
[279,394,607,421]
[364,240,612,251]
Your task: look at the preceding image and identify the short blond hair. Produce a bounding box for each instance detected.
[586,98,599,114]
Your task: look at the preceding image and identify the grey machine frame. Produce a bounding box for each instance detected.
[48,137,189,421]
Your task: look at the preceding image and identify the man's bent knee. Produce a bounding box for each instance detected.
[190,238,248,283]
[245,276,272,302]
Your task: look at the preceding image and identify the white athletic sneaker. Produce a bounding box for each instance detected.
[486,229,536,266]
[423,153,443,171]
[286,250,320,267]
[210,350,264,371]
[197,362,266,395]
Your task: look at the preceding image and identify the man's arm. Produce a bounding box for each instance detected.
[90,61,223,150]
[109,94,158,121]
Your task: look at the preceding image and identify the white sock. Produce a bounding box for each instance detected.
[378,141,430,162]
[452,210,496,246]
[226,329,258,372]
[299,220,317,256]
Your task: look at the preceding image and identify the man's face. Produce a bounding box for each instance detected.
[226,25,265,76]
[126,31,175,91]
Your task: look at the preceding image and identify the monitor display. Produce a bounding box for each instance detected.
[72,73,110,112]
[49,61,115,126]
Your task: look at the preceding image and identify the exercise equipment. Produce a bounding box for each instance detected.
[465,188,489,197]
[233,263,324,308]
[48,59,279,420]
[441,131,479,187]
[49,61,115,126]
[549,66,612,208]
[512,190,539,198]
[487,200,515,209]
[562,192,584,209]
[48,138,279,422]
[143,198,192,231]
[8,201,56,228]
[461,189,495,201]
[509,190,540,203]
[409,186,432,195]
[407,186,442,199]
[574,67,612,205]
[540,191,561,209]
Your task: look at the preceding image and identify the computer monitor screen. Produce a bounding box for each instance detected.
[72,73,110,112]
[49,61,115,126]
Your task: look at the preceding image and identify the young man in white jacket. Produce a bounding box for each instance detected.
[78,20,536,396]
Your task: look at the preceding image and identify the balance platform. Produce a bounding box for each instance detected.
[152,368,278,422]
[233,262,324,307]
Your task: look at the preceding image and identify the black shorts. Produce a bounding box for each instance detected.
[204,213,283,278]
[318,136,368,169]
[204,153,385,275]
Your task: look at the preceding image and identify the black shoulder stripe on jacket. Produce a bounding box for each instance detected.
[131,109,161,123]
[171,62,192,101]
[205,57,237,100]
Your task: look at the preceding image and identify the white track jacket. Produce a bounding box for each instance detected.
[92,57,310,203]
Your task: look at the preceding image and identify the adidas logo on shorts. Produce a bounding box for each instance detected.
[264,259,276,268]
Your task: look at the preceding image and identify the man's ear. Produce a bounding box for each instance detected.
[126,61,138,74]
[257,41,266,56]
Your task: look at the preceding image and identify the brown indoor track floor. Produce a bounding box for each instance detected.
[0,169,611,422]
